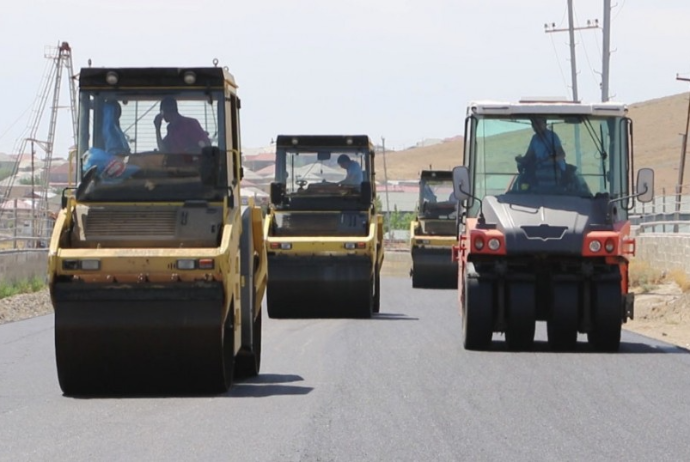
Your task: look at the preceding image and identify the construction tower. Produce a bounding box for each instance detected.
[0,41,78,246]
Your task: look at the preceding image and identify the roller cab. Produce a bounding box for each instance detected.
[265,135,384,318]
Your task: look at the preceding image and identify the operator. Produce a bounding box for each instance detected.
[102,100,130,155]
[337,154,363,186]
[515,116,566,174]
[154,96,211,157]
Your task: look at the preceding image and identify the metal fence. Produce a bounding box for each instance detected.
[0,201,55,249]
[630,185,690,234]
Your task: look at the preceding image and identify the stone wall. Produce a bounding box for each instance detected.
[0,250,48,285]
[635,234,690,274]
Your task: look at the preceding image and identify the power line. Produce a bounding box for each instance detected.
[544,0,599,102]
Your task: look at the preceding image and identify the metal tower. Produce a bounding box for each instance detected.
[1,41,78,245]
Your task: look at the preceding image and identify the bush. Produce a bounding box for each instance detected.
[667,268,690,293]
[0,276,46,300]
[629,259,664,290]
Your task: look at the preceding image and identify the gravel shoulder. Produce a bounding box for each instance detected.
[1,279,688,351]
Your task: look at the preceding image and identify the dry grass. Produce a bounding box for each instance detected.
[629,259,665,292]
[667,268,690,293]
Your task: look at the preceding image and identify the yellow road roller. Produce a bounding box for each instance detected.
[264,135,384,318]
[410,170,458,288]
[48,66,267,395]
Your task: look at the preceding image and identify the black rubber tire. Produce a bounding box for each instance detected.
[411,267,421,288]
[235,210,262,377]
[505,282,536,351]
[235,309,262,378]
[547,283,579,351]
[373,264,381,314]
[222,306,235,391]
[462,276,494,350]
[587,282,622,352]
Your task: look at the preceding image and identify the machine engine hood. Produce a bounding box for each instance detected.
[479,194,612,255]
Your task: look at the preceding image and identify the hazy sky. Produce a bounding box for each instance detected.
[1,0,689,156]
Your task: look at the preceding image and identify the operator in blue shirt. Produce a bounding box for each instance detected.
[515,116,566,173]
[337,154,363,186]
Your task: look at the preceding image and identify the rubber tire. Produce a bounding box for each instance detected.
[547,283,579,351]
[587,282,622,352]
[235,309,262,378]
[221,306,235,391]
[373,264,381,314]
[462,276,494,350]
[235,211,261,377]
[505,282,536,351]
[411,266,421,288]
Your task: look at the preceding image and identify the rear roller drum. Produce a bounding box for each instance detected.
[462,277,494,350]
[505,282,536,351]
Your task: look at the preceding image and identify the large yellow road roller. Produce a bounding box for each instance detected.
[410,170,458,289]
[48,66,267,395]
[264,135,384,318]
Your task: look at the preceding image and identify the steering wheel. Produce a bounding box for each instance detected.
[296,179,308,189]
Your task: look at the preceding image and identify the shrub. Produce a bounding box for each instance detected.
[667,268,690,293]
[628,259,664,289]
[0,276,46,300]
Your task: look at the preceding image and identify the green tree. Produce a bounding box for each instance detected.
[388,205,415,230]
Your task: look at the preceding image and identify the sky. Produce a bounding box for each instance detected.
[1,0,689,157]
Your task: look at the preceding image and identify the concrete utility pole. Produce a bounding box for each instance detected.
[675,75,690,231]
[380,137,391,238]
[545,1,599,102]
[601,0,611,102]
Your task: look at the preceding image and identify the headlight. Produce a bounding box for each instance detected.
[105,71,119,85]
[604,238,615,253]
[80,259,101,271]
[589,240,602,253]
[176,259,196,270]
[474,237,485,250]
[183,71,196,85]
[488,238,501,251]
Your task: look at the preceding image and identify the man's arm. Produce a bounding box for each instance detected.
[154,113,166,152]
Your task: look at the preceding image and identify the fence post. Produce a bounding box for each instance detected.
[662,188,666,233]
[12,199,18,249]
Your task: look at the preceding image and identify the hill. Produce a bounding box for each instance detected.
[382,93,690,195]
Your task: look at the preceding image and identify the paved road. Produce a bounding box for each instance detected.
[1,277,690,462]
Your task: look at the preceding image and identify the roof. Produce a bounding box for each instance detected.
[276,135,373,150]
[79,67,237,90]
[467,100,628,117]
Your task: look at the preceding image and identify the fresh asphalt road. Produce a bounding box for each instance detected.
[2,277,690,462]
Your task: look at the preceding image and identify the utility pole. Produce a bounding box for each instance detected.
[381,137,391,239]
[601,0,611,102]
[674,75,690,231]
[545,1,599,102]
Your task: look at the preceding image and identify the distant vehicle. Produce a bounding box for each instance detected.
[409,170,458,288]
[453,99,654,352]
[264,135,384,318]
[49,66,268,394]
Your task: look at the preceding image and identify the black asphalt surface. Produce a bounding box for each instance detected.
[1,277,690,462]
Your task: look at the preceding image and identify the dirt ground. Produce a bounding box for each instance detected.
[627,283,690,350]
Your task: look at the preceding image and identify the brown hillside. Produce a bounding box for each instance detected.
[383,93,690,195]
[380,139,463,181]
